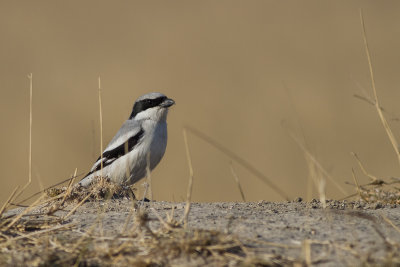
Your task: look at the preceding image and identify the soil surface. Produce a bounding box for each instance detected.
[3,199,400,266]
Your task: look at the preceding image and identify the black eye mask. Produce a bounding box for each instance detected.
[129,96,167,119]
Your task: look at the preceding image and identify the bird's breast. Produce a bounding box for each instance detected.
[141,121,168,169]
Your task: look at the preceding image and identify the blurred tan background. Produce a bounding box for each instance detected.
[1,1,400,204]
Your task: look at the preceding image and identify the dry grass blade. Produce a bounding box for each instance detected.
[381,213,400,234]
[27,73,33,187]
[124,141,130,180]
[3,193,46,231]
[351,168,363,200]
[71,222,98,252]
[360,9,400,166]
[304,153,326,208]
[2,222,76,247]
[62,191,93,221]
[283,84,314,201]
[13,175,82,206]
[184,125,289,200]
[150,207,174,231]
[351,152,379,182]
[353,94,379,110]
[120,199,136,235]
[146,152,153,201]
[47,170,77,215]
[0,186,20,217]
[255,240,301,249]
[3,192,67,217]
[351,153,373,181]
[98,76,104,185]
[289,131,348,196]
[182,128,194,228]
[229,162,246,202]
[35,193,67,208]
[61,169,77,204]
[11,74,34,205]
[3,192,68,218]
[353,94,400,122]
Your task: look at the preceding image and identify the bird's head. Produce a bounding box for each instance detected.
[129,92,175,122]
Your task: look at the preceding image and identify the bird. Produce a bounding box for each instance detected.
[79,92,175,187]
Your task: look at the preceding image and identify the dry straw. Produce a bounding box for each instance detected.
[98,77,104,184]
[182,128,194,228]
[288,131,348,196]
[229,162,246,202]
[10,74,34,206]
[360,9,400,167]
[184,125,289,200]
[27,73,33,188]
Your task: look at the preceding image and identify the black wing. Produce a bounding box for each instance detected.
[83,127,145,177]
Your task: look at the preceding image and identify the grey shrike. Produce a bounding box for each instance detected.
[79,92,175,187]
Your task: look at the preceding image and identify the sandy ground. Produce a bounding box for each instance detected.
[3,199,400,266]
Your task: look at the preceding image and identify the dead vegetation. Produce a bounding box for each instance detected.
[0,182,302,266]
[2,8,400,267]
[2,188,400,266]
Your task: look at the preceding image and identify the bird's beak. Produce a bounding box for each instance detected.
[161,98,175,108]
